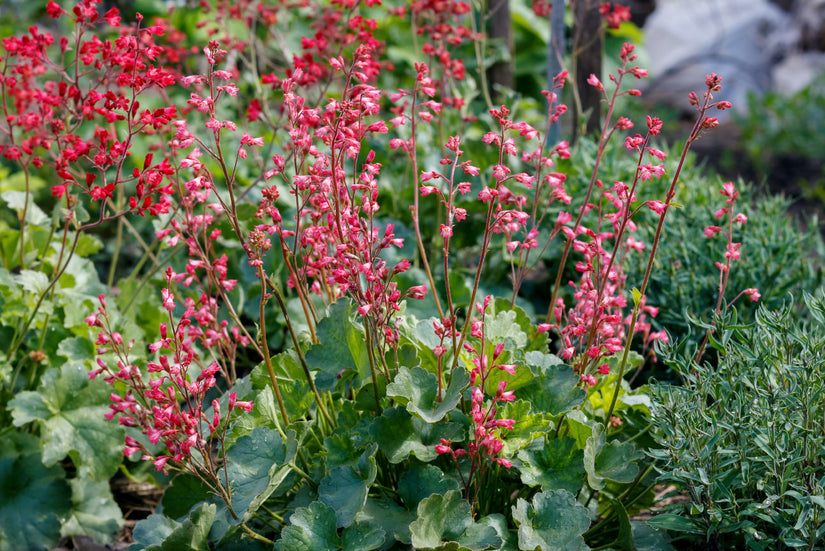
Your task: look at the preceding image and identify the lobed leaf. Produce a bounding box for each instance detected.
[318,443,378,528]
[386,365,469,423]
[512,490,590,551]
[409,490,501,551]
[226,426,297,522]
[9,362,124,481]
[517,437,585,494]
[0,453,71,551]
[520,358,585,417]
[371,406,465,464]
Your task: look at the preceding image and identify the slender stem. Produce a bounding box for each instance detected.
[241,525,273,545]
[409,81,445,321]
[268,278,334,427]
[258,266,290,425]
[471,5,495,111]
[6,231,81,362]
[279,239,318,344]
[606,94,715,424]
[17,166,30,269]
[364,327,383,413]
[544,69,627,325]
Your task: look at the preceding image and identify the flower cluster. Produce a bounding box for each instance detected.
[87,291,250,488]
[0,0,180,222]
[436,297,516,501]
[705,181,760,304]
[253,46,427,363]
[545,44,666,384]
[386,0,476,108]
[599,2,632,30]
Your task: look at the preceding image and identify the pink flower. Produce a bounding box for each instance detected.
[240,133,264,146]
[646,116,663,135]
[435,438,453,455]
[704,225,722,237]
[46,1,63,18]
[496,364,516,375]
[161,288,175,311]
[638,163,665,181]
[647,200,667,215]
[587,73,604,92]
[725,242,741,260]
[720,182,737,198]
[402,285,425,300]
[744,288,761,302]
[615,117,633,130]
[478,187,498,202]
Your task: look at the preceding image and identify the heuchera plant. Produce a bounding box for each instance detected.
[0,1,761,549]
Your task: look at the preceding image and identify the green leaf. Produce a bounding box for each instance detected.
[492,298,548,352]
[482,360,535,398]
[1,190,49,227]
[484,308,528,350]
[160,475,214,520]
[611,500,635,551]
[631,288,642,307]
[319,443,378,527]
[15,269,49,295]
[520,360,585,417]
[517,437,585,494]
[0,453,71,551]
[410,490,501,550]
[161,503,215,551]
[130,514,180,551]
[322,409,374,470]
[55,256,107,327]
[386,365,469,423]
[61,478,123,543]
[275,501,341,551]
[397,463,460,508]
[0,430,39,458]
[478,514,519,551]
[371,406,465,464]
[498,400,552,457]
[0,171,45,193]
[356,498,415,545]
[562,409,595,449]
[585,357,648,414]
[341,521,385,551]
[305,300,370,392]
[583,424,642,490]
[56,336,96,365]
[9,362,124,480]
[631,521,675,551]
[512,490,590,551]
[226,427,296,521]
[645,514,705,535]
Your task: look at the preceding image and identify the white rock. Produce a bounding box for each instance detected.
[642,0,798,114]
[772,51,825,95]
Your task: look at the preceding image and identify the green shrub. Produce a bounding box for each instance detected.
[649,292,825,549]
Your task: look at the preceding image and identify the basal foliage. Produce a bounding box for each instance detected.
[0,1,820,550]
